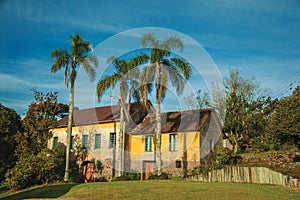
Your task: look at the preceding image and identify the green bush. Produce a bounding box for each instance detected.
[113,170,141,181]
[192,163,223,175]
[4,148,79,190]
[216,147,232,165]
[148,172,169,180]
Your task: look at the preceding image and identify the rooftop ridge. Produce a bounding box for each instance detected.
[160,107,215,114]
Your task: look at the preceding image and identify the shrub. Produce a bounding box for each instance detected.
[216,147,232,165]
[94,176,108,182]
[5,148,79,190]
[148,172,169,180]
[113,170,141,181]
[191,163,223,175]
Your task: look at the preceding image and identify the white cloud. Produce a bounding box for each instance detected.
[0,73,33,90]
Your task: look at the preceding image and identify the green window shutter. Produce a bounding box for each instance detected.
[169,134,178,151]
[53,137,58,150]
[82,135,88,149]
[109,133,116,148]
[145,136,153,152]
[95,134,101,149]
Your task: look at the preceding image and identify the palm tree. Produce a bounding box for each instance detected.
[140,33,192,175]
[96,54,148,176]
[50,34,98,181]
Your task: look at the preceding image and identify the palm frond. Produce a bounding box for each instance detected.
[82,61,97,82]
[129,53,149,68]
[159,67,169,101]
[141,33,159,48]
[50,49,70,73]
[163,37,184,52]
[139,65,155,88]
[87,54,99,68]
[114,59,127,73]
[96,74,119,102]
[161,85,167,102]
[64,63,70,87]
[81,54,98,82]
[170,57,192,80]
[130,80,141,102]
[161,62,187,96]
[106,56,117,64]
[71,34,90,59]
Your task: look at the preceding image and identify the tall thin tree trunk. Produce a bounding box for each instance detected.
[64,80,74,182]
[155,62,162,175]
[118,102,124,177]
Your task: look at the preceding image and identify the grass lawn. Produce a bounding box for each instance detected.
[0,183,77,200]
[0,180,299,200]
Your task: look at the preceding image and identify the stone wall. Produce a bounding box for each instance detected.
[185,166,299,188]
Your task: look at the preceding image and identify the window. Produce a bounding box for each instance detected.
[53,137,58,150]
[145,136,153,152]
[95,134,101,149]
[176,160,182,168]
[70,136,74,149]
[169,134,178,151]
[82,135,88,149]
[109,132,116,148]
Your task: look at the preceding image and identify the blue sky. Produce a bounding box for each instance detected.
[1,0,300,116]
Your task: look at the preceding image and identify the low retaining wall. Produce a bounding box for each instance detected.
[185,167,299,188]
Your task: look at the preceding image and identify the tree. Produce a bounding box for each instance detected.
[97,54,148,176]
[267,86,300,148]
[15,89,60,158]
[0,104,21,182]
[222,69,259,153]
[245,96,273,151]
[50,34,98,181]
[140,33,191,175]
[183,89,211,110]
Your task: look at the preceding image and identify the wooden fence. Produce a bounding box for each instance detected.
[185,166,299,188]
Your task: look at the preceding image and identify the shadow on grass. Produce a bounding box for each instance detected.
[0,186,9,195]
[0,183,78,200]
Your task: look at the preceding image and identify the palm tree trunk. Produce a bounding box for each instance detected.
[118,102,124,177]
[64,80,74,182]
[155,62,162,175]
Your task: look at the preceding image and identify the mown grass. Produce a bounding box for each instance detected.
[0,180,299,200]
[0,183,77,200]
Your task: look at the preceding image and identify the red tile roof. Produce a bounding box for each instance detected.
[130,108,216,135]
[55,101,219,135]
[56,101,149,128]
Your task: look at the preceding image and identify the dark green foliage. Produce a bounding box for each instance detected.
[5,147,79,190]
[148,172,169,180]
[113,170,141,181]
[203,147,242,168]
[57,103,70,118]
[14,90,60,158]
[223,69,260,153]
[216,147,234,165]
[0,104,22,182]
[267,87,300,148]
[5,149,61,190]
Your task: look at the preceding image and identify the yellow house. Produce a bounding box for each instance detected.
[48,102,149,180]
[48,102,222,180]
[126,108,222,179]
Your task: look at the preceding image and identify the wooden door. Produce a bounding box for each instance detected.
[143,161,156,180]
